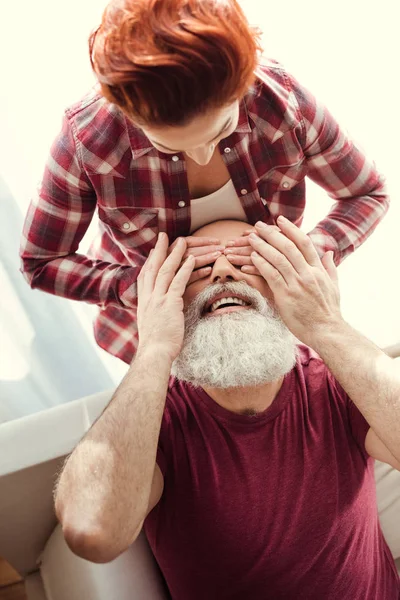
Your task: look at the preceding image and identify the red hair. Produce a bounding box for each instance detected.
[89,0,262,126]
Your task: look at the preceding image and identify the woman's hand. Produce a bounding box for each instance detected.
[223,225,281,268]
[168,235,225,284]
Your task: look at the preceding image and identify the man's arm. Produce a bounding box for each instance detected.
[54,234,195,563]
[245,216,400,466]
[54,347,171,563]
[310,323,400,467]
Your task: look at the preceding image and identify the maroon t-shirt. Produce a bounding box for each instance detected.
[144,346,400,599]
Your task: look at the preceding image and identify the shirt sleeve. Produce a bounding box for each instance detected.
[19,114,143,309]
[328,370,371,459]
[288,73,389,264]
[155,396,173,477]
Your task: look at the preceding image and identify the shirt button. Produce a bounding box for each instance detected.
[282,181,290,189]
[122,222,131,231]
[240,189,248,195]
[178,200,186,208]
[172,155,179,162]
[224,147,231,153]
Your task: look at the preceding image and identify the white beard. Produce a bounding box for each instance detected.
[171,281,297,389]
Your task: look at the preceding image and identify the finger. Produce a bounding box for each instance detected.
[182,245,225,258]
[185,236,221,247]
[154,237,188,295]
[190,251,222,269]
[187,266,212,285]
[250,251,288,293]
[168,255,196,296]
[249,233,297,285]
[225,226,281,247]
[224,246,252,257]
[253,222,309,276]
[137,248,153,298]
[321,251,338,284]
[140,233,169,297]
[225,254,253,266]
[225,236,252,248]
[241,265,260,275]
[275,215,321,267]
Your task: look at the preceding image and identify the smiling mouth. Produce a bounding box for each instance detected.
[205,296,251,316]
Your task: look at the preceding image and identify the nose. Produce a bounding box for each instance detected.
[210,254,243,284]
[185,143,215,165]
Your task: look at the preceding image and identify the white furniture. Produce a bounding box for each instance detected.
[0,389,399,599]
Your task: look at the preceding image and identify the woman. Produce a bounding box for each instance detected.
[20,0,388,364]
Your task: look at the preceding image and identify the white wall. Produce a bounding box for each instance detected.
[0,0,398,388]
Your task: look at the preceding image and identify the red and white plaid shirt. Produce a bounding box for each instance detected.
[20,59,388,364]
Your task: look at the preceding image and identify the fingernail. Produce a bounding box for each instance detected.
[226,241,235,247]
[215,245,226,251]
[224,248,234,254]
[212,251,222,258]
[249,233,258,240]
[158,232,166,241]
[255,221,268,229]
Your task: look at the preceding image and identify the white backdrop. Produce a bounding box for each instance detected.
[0,0,399,416]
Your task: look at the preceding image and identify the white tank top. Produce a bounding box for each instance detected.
[189,179,248,233]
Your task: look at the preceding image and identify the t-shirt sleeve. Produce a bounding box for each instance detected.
[156,445,167,477]
[155,398,172,477]
[328,370,370,459]
[346,396,371,459]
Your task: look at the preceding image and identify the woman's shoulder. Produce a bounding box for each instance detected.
[246,57,302,130]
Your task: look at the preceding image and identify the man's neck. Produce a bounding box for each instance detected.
[203,377,284,416]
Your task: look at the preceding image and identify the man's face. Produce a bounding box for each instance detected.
[171,220,297,390]
[183,220,275,312]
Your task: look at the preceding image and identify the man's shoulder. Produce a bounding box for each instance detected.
[296,343,322,367]
[166,376,195,406]
[295,344,347,403]
[295,344,332,384]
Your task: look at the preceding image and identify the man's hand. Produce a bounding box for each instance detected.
[243,216,342,348]
[137,233,195,362]
[168,235,225,284]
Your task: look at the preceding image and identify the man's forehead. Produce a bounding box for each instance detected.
[193,220,250,243]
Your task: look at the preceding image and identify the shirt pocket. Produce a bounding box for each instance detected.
[256,160,308,223]
[98,205,159,260]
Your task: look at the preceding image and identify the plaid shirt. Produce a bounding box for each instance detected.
[20,59,388,364]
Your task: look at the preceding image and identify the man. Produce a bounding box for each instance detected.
[20,0,388,365]
[54,219,400,599]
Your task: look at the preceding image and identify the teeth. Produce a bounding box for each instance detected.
[210,296,248,313]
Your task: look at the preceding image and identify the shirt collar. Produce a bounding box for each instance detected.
[126,98,252,160]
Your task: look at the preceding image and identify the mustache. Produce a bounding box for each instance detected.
[185,281,273,327]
